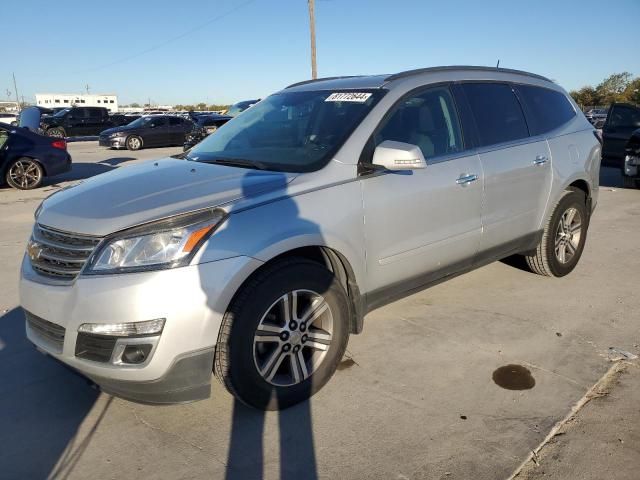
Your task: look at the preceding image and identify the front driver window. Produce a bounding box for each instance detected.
[375,86,463,160]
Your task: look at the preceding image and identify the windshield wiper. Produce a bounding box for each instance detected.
[209,158,268,170]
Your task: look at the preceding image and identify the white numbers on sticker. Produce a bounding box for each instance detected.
[325,92,372,103]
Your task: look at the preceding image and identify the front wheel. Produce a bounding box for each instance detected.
[126,135,143,151]
[524,188,588,277]
[214,258,350,410]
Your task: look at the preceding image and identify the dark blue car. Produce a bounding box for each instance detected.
[0,122,71,190]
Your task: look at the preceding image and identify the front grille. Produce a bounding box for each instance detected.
[25,310,65,353]
[75,332,117,363]
[29,224,102,281]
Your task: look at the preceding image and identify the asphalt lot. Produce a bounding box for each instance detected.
[0,142,639,479]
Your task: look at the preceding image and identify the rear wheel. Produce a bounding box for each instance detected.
[214,258,350,410]
[622,175,639,189]
[524,188,588,277]
[5,158,44,190]
[126,135,143,151]
[47,127,65,138]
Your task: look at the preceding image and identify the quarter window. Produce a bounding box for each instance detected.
[375,86,463,159]
[515,85,576,135]
[461,83,529,146]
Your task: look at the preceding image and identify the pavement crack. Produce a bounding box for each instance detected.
[129,407,211,456]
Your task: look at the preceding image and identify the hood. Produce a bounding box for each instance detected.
[100,125,134,135]
[38,158,297,236]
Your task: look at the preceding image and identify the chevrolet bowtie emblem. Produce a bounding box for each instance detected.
[27,241,43,261]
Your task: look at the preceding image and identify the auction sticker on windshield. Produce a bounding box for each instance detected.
[325,92,372,103]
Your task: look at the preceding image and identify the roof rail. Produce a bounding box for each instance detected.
[384,66,551,84]
[285,75,364,89]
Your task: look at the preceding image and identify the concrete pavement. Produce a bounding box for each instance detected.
[0,142,638,479]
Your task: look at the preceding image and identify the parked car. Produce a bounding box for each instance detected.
[0,112,19,125]
[618,127,640,189]
[584,108,608,125]
[183,113,232,151]
[20,66,599,409]
[0,122,71,189]
[40,107,113,137]
[99,115,194,150]
[602,103,640,167]
[109,113,139,127]
[225,99,260,117]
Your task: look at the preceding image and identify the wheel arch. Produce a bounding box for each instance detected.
[224,245,365,335]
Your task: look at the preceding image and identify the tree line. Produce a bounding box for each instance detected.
[570,72,640,108]
[121,102,230,111]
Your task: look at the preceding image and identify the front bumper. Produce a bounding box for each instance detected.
[624,154,640,177]
[19,255,261,403]
[99,136,125,148]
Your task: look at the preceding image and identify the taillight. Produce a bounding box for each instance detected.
[51,139,67,150]
[593,130,602,146]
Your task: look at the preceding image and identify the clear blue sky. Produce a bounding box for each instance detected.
[3,0,639,105]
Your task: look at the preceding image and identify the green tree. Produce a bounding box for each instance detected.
[622,78,640,105]
[595,72,632,104]
[570,86,600,107]
[196,102,208,111]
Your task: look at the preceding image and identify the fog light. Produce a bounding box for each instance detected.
[121,344,153,364]
[78,319,165,337]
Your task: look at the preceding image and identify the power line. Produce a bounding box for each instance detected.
[75,0,257,74]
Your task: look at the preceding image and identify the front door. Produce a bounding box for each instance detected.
[603,104,640,160]
[361,85,483,302]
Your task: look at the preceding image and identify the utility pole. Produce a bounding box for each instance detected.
[12,73,20,111]
[85,84,90,94]
[307,0,317,79]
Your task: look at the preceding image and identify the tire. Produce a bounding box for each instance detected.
[524,188,588,277]
[214,258,350,410]
[5,158,44,190]
[622,175,638,189]
[126,135,143,151]
[47,127,65,138]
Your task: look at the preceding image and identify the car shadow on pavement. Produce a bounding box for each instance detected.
[0,307,100,479]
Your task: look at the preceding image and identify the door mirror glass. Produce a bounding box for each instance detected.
[372,140,427,170]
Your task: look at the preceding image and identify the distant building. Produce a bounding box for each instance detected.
[35,93,119,112]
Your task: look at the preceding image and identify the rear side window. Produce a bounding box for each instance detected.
[169,117,182,126]
[461,83,529,147]
[515,85,576,135]
[609,105,640,129]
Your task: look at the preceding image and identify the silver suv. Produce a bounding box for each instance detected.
[20,66,601,410]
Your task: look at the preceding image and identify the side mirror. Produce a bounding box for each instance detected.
[372,140,427,171]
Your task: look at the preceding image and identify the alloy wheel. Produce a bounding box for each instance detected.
[253,289,333,387]
[9,160,42,189]
[555,207,582,264]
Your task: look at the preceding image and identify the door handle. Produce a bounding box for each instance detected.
[456,173,478,186]
[533,155,548,166]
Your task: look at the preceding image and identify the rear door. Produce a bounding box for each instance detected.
[144,117,168,146]
[458,82,552,252]
[66,109,88,136]
[167,117,188,145]
[85,108,107,135]
[602,104,640,159]
[361,85,483,299]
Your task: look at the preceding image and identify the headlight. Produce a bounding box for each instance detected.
[109,132,124,138]
[86,208,226,274]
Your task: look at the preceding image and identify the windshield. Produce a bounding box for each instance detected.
[226,100,258,117]
[53,108,71,118]
[187,90,384,172]
[127,116,163,128]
